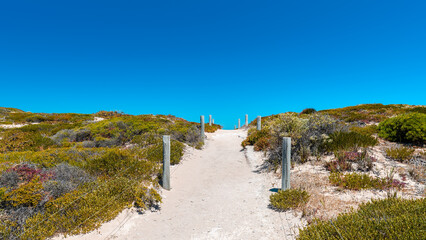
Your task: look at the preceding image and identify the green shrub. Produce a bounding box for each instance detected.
[204,124,222,133]
[268,113,344,164]
[269,189,310,211]
[3,177,44,207]
[298,197,426,240]
[378,113,426,144]
[254,137,270,151]
[385,146,415,162]
[329,172,405,190]
[143,139,185,165]
[350,125,378,136]
[327,131,378,152]
[16,177,161,239]
[0,131,55,153]
[241,128,269,149]
[300,108,316,115]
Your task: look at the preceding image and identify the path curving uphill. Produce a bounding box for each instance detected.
[58,129,298,240]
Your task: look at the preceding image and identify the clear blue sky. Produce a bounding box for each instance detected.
[0,0,425,129]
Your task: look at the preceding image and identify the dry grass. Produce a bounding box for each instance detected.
[291,165,362,222]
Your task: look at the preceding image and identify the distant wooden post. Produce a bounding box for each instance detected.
[257,116,261,130]
[209,115,212,126]
[245,114,248,126]
[162,135,171,190]
[282,137,291,190]
[212,119,214,124]
[200,115,205,143]
[238,119,241,129]
[234,125,236,130]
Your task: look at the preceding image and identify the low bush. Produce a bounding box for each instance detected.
[324,158,351,173]
[350,124,378,136]
[329,172,405,190]
[0,147,161,239]
[204,124,222,133]
[143,139,185,165]
[270,188,309,211]
[0,131,55,153]
[378,113,426,144]
[241,128,269,149]
[94,111,126,119]
[326,131,378,152]
[50,129,92,145]
[385,146,415,162]
[268,113,345,164]
[3,177,44,208]
[300,108,316,115]
[254,137,270,151]
[330,151,376,172]
[298,197,426,240]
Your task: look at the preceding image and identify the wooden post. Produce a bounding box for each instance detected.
[257,116,261,130]
[209,115,212,126]
[234,125,236,130]
[245,114,248,126]
[200,115,205,143]
[238,119,241,129]
[212,119,214,124]
[282,137,291,190]
[162,135,171,190]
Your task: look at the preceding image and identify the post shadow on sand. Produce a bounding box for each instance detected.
[269,188,280,193]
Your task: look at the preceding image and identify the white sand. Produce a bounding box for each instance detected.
[0,123,30,129]
[54,129,299,240]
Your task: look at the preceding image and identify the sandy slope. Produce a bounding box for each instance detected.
[56,129,298,240]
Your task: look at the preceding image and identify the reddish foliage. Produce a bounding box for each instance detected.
[7,164,52,183]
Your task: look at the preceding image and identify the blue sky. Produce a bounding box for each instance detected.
[0,0,425,129]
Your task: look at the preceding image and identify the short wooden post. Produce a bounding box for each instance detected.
[234,125,236,130]
[245,114,248,126]
[257,116,261,130]
[212,119,214,124]
[209,115,212,126]
[238,119,241,129]
[200,115,205,143]
[162,135,171,190]
[282,137,291,190]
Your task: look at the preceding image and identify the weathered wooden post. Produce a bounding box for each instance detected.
[257,116,261,130]
[200,115,205,143]
[238,119,241,129]
[162,135,171,190]
[234,125,236,130]
[282,137,291,190]
[209,115,212,126]
[245,114,248,126]
[212,119,214,124]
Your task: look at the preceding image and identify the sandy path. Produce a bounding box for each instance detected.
[58,129,297,240]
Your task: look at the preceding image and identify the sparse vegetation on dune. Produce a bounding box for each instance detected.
[298,197,426,240]
[242,104,425,239]
[0,107,222,239]
[319,103,426,123]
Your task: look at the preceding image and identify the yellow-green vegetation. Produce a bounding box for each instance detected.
[204,123,222,133]
[329,172,405,190]
[298,197,426,240]
[326,131,378,152]
[0,107,220,239]
[0,130,55,153]
[269,189,309,211]
[385,146,415,162]
[319,103,426,123]
[349,124,378,136]
[378,113,426,145]
[243,113,347,166]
